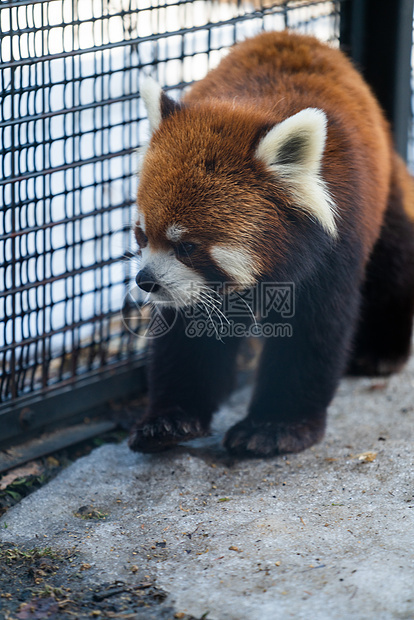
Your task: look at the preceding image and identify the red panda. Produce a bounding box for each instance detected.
[128,31,414,457]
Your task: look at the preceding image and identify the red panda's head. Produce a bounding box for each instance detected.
[135,77,337,307]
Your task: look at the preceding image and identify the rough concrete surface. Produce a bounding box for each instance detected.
[1,353,414,620]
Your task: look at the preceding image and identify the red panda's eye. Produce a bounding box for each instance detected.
[135,226,148,249]
[174,242,196,258]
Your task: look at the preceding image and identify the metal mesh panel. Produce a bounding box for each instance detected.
[0,1,341,409]
[408,7,414,172]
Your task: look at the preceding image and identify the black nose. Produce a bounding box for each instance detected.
[136,269,160,293]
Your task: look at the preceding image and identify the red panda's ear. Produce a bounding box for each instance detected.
[140,76,182,133]
[256,108,338,237]
[257,108,327,171]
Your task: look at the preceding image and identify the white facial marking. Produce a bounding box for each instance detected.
[137,207,146,232]
[210,245,257,287]
[140,248,206,307]
[166,224,187,243]
[256,108,338,237]
[140,76,163,133]
[136,143,149,173]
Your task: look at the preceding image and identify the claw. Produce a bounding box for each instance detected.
[224,418,325,457]
[128,412,210,453]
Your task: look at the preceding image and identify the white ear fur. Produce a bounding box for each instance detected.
[256,108,337,237]
[140,76,163,133]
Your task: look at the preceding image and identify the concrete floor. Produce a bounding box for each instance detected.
[1,352,413,619]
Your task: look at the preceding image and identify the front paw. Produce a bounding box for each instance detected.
[224,417,325,458]
[128,409,209,453]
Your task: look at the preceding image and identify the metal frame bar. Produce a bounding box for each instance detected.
[340,0,414,159]
[0,358,146,450]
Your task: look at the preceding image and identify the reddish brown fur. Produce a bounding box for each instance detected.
[138,31,400,266]
[138,105,295,276]
[186,31,393,237]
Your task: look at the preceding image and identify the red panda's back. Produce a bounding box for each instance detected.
[185,31,393,250]
[185,31,385,127]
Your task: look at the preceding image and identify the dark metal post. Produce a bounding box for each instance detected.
[340,0,414,160]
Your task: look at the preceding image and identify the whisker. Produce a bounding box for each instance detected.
[199,294,223,335]
[198,291,226,330]
[234,291,257,327]
[199,298,221,340]
[199,289,229,326]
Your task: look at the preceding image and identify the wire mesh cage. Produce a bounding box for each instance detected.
[0,0,343,443]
